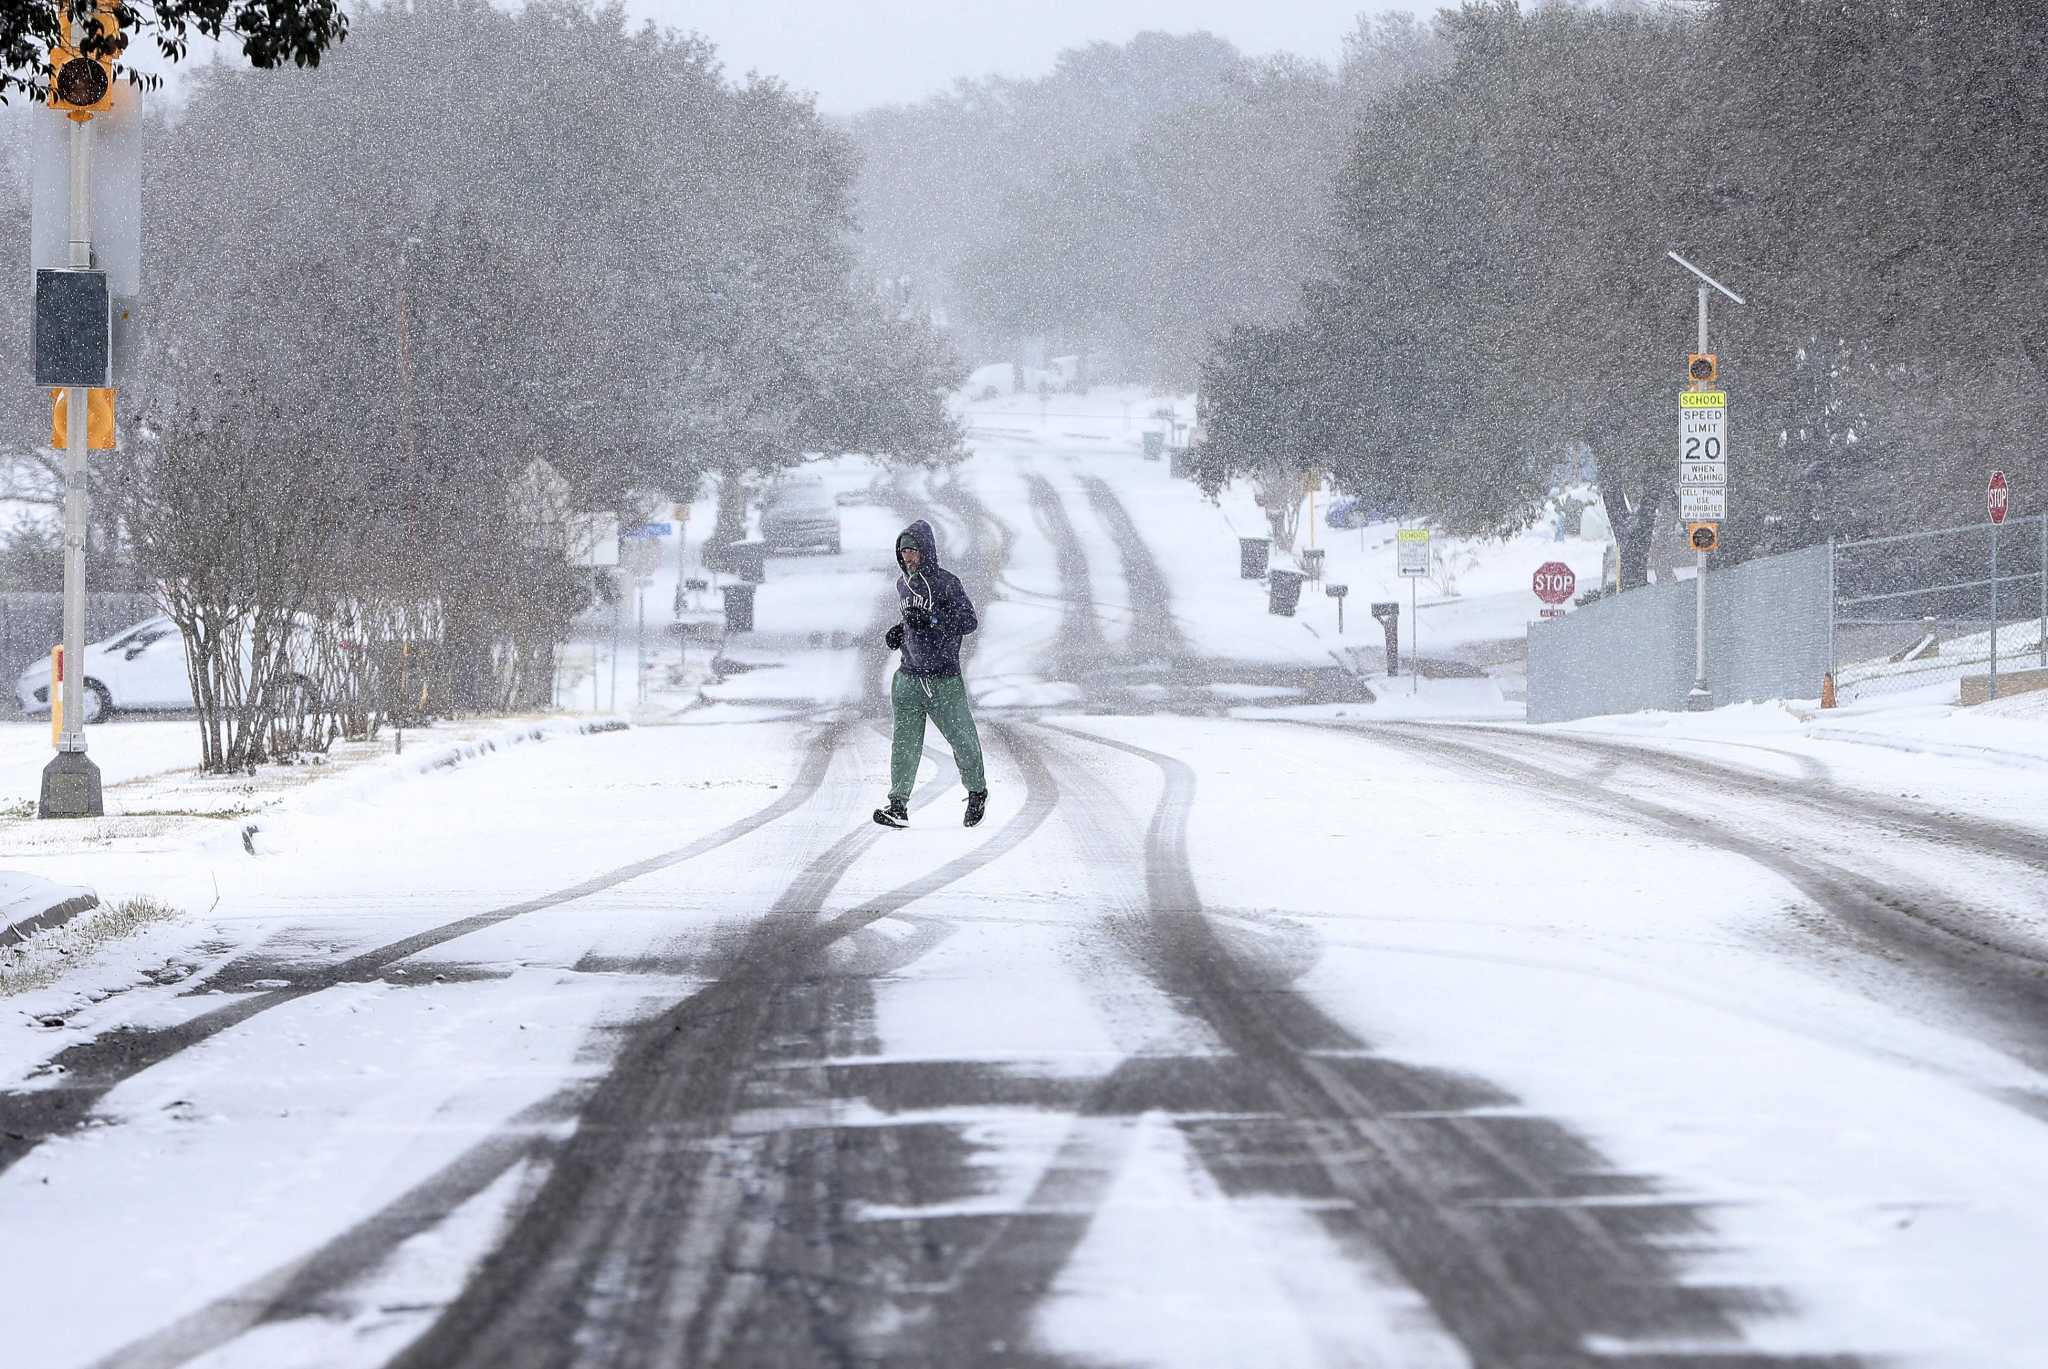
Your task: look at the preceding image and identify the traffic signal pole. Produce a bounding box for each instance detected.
[63,114,89,749]
[39,111,105,817]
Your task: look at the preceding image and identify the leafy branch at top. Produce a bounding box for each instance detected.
[0,0,347,104]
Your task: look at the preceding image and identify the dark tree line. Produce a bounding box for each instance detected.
[1201,0,2048,585]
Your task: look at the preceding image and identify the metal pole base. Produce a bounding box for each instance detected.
[1685,687,1714,713]
[38,749,104,818]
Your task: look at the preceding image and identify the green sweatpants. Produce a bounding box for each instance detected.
[890,670,987,802]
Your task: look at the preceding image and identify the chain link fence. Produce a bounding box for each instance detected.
[1831,514,2048,704]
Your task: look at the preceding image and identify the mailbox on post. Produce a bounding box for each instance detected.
[1370,600,1401,676]
[1326,582,1349,633]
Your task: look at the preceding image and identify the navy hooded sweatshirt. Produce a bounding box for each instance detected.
[893,519,977,678]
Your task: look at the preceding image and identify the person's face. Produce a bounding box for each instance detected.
[899,546,922,573]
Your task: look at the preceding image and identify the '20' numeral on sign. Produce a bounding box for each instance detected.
[1683,436,1723,461]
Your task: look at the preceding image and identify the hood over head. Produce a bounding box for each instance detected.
[895,519,939,572]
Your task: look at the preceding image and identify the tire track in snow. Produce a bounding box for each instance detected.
[364,448,1051,1369]
[1078,472,1187,663]
[1058,471,1372,710]
[0,726,851,1181]
[1030,721,1840,1369]
[1318,721,2048,1097]
[664,722,1065,1369]
[1023,471,1105,678]
[83,1098,576,1369]
[1448,724,2048,882]
[927,474,1011,620]
[92,718,980,1369]
[951,470,1776,1359]
[381,724,1062,1369]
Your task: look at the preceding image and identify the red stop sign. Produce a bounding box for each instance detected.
[1989,470,2009,525]
[1533,561,1577,605]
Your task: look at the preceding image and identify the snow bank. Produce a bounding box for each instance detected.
[1560,691,2048,774]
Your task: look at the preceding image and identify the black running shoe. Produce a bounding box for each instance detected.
[873,797,910,828]
[963,790,987,828]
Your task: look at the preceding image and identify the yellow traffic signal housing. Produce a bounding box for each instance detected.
[50,387,117,450]
[1687,353,1718,386]
[49,4,123,118]
[1687,521,1720,554]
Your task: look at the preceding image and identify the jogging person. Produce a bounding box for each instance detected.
[875,519,988,829]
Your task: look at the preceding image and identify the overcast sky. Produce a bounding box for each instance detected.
[621,1,1425,115]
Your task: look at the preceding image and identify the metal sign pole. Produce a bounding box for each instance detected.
[1410,577,1418,697]
[1668,251,1743,714]
[40,112,105,817]
[1990,520,1999,701]
[61,115,91,755]
[1689,283,1711,710]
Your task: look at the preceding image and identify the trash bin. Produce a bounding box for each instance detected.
[1302,547,1326,581]
[1170,446,1193,480]
[1143,431,1165,460]
[721,583,756,634]
[1268,569,1305,617]
[729,539,767,584]
[1239,537,1271,580]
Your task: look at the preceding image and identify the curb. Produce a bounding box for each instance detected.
[1,886,100,947]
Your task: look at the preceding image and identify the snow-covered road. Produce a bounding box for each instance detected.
[4,430,2047,1369]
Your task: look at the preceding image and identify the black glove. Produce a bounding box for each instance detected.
[903,604,934,631]
[885,622,905,651]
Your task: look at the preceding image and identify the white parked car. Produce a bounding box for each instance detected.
[13,614,318,723]
[16,616,187,721]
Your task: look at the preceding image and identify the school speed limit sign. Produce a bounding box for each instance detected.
[1679,391,1727,476]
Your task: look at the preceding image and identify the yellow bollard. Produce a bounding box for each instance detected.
[49,646,64,747]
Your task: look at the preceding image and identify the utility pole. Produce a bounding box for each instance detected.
[1667,251,1744,712]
